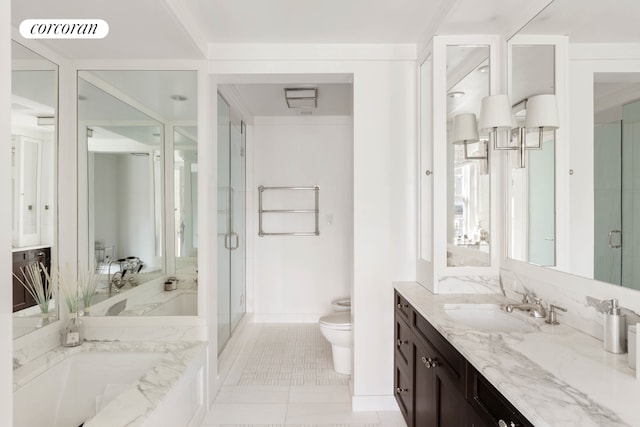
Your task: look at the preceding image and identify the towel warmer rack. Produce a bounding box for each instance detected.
[258,185,320,236]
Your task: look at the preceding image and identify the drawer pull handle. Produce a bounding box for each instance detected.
[397,303,409,309]
[396,339,407,347]
[498,420,517,427]
[395,387,408,394]
[421,356,439,369]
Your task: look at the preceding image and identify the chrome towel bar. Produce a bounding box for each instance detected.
[258,185,320,237]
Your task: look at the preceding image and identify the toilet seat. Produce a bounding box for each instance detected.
[319,311,351,331]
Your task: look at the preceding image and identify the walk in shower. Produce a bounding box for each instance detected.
[217,94,246,353]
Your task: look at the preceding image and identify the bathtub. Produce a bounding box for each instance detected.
[14,352,164,427]
[13,342,207,427]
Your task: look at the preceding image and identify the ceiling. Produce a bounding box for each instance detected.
[221,83,352,118]
[517,0,640,42]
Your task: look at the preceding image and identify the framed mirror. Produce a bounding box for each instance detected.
[507,43,556,266]
[507,0,640,292]
[78,70,197,316]
[446,45,491,267]
[11,40,58,338]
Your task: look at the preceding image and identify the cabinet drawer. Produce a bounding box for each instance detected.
[394,362,414,427]
[414,312,466,393]
[13,247,51,263]
[467,365,533,427]
[394,291,412,323]
[395,315,412,371]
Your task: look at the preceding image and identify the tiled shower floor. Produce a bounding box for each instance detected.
[200,323,407,427]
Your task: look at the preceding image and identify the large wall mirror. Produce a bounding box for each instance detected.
[446,45,491,267]
[11,41,58,338]
[78,70,197,316]
[507,44,556,266]
[507,0,640,291]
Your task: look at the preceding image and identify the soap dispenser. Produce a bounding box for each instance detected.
[604,299,627,354]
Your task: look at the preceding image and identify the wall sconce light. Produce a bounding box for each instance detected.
[452,113,489,172]
[479,94,558,168]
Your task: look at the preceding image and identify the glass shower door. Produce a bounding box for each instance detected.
[217,95,231,353]
[230,121,246,331]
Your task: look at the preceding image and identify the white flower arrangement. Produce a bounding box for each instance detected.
[80,266,101,311]
[13,262,53,315]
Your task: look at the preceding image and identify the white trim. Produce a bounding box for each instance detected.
[251,313,324,323]
[351,395,400,412]
[208,43,418,61]
[253,115,353,126]
[570,43,640,61]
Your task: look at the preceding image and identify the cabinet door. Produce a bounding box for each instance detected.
[415,335,466,427]
[414,337,436,427]
[466,402,490,427]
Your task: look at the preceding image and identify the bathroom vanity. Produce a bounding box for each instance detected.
[394,289,532,427]
[12,246,50,312]
[394,282,640,427]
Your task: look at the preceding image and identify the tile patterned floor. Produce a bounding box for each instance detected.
[200,324,407,427]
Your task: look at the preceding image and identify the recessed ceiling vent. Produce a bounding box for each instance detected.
[285,87,317,109]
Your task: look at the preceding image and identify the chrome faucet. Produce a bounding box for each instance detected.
[504,292,547,318]
[107,260,127,296]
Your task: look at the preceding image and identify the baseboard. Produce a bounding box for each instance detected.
[352,395,400,411]
[251,313,322,323]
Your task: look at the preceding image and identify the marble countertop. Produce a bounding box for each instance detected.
[13,341,206,426]
[395,282,639,427]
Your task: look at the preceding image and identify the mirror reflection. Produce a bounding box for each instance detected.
[446,45,491,267]
[79,70,198,316]
[508,0,640,292]
[11,40,58,338]
[594,74,640,289]
[174,126,198,274]
[507,45,556,266]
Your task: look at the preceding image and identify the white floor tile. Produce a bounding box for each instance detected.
[203,403,287,425]
[376,411,408,427]
[285,403,380,425]
[289,385,352,403]
[215,385,290,404]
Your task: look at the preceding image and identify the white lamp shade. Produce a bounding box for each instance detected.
[452,113,479,144]
[479,94,513,131]
[525,94,559,130]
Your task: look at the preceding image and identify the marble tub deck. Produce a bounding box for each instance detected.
[13,340,206,426]
[395,281,639,427]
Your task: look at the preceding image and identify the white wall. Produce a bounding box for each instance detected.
[210,44,417,407]
[1,2,13,425]
[251,116,353,321]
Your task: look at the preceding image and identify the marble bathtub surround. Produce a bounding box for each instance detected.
[13,341,206,426]
[396,281,639,426]
[87,274,196,316]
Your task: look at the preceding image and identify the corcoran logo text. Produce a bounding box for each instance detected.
[19,19,109,39]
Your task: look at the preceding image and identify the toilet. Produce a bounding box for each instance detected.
[319,298,352,375]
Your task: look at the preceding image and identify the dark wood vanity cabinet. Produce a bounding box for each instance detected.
[12,247,51,312]
[394,291,533,427]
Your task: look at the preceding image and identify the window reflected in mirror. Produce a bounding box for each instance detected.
[11,40,58,338]
[446,45,490,267]
[507,45,556,266]
[174,126,198,274]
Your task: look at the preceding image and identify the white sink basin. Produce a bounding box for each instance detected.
[444,303,537,333]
